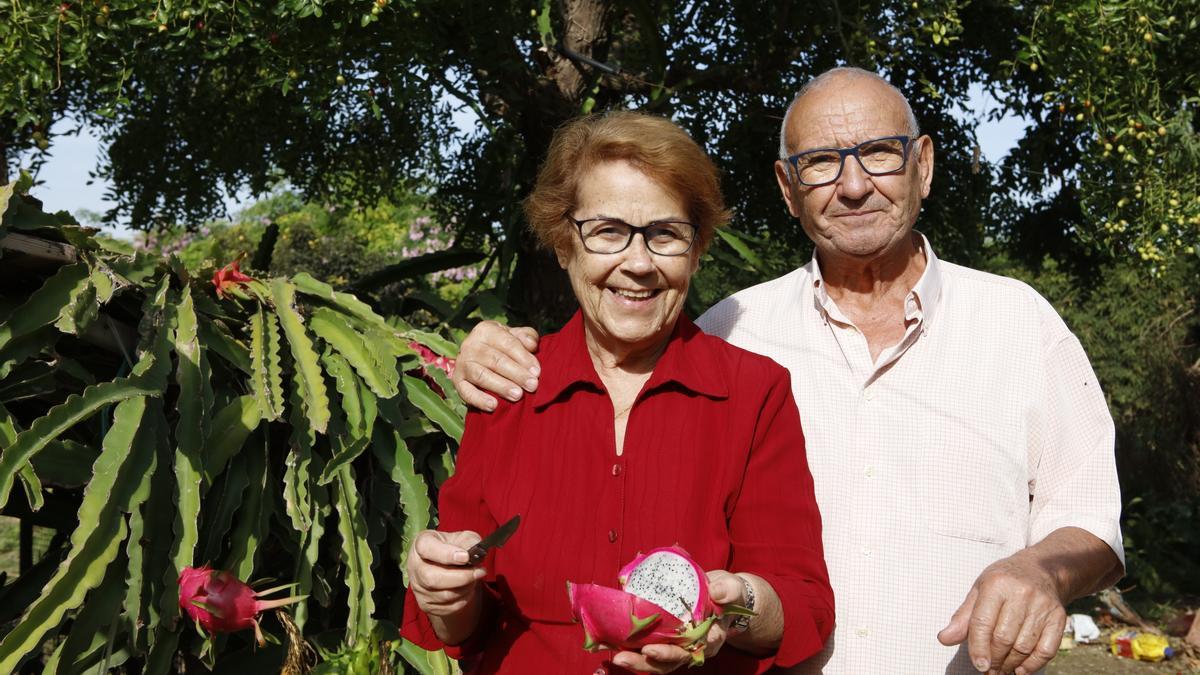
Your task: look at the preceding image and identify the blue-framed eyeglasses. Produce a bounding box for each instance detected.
[566,215,697,256]
[785,135,913,187]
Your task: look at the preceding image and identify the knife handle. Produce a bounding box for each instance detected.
[465,545,487,565]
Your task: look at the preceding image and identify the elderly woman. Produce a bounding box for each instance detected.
[401,111,833,674]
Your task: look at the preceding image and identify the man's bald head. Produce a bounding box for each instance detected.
[778,68,919,160]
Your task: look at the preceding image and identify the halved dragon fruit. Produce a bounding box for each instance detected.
[567,545,741,665]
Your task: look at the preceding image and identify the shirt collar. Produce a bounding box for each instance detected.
[807,231,943,327]
[907,232,943,327]
[530,311,729,410]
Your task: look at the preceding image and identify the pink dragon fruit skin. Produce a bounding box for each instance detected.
[178,566,304,645]
[566,582,695,651]
[567,546,720,662]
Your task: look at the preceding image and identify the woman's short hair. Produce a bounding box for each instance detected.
[524,110,731,256]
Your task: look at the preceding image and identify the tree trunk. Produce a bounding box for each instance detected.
[508,0,611,330]
[547,0,610,101]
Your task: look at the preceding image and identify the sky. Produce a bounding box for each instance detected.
[24,85,1027,236]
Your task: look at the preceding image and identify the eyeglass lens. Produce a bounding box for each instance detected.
[578,218,694,255]
[794,137,907,186]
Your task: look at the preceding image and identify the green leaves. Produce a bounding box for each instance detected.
[274,279,332,434]
[403,375,465,442]
[0,263,90,355]
[333,464,376,644]
[202,395,262,484]
[311,307,399,398]
[373,428,430,586]
[164,287,206,634]
[250,306,286,420]
[0,375,160,508]
[0,394,154,671]
[1,200,469,671]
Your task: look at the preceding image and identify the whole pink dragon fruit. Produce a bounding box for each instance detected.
[179,566,304,645]
[567,546,733,665]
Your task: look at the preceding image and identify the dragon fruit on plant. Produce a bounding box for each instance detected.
[567,546,746,665]
[409,341,456,377]
[179,566,305,645]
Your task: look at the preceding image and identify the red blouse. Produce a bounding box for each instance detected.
[401,312,833,674]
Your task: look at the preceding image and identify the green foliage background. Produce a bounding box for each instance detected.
[0,178,469,673]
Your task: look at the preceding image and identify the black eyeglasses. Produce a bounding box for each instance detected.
[785,135,913,187]
[566,215,698,256]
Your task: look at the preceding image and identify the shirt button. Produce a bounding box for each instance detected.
[612,463,622,476]
[855,627,870,638]
[608,529,617,543]
[864,466,876,478]
[861,546,873,557]
[863,388,875,401]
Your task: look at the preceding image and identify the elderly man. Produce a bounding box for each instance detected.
[451,67,1124,674]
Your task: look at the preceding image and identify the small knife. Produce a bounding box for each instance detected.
[465,515,521,565]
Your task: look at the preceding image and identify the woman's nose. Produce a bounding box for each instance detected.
[620,233,656,272]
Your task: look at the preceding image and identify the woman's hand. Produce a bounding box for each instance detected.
[407,530,488,642]
[609,570,747,673]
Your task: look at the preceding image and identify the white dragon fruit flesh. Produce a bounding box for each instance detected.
[567,545,740,665]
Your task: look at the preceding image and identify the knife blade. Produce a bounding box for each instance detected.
[465,514,521,565]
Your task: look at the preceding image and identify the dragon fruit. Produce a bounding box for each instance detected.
[179,566,305,645]
[567,546,735,665]
[409,341,456,377]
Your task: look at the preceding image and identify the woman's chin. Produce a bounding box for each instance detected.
[591,312,676,350]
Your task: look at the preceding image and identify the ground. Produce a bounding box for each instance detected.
[0,516,54,579]
[1049,636,1198,674]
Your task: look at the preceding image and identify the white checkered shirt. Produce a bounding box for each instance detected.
[697,236,1123,674]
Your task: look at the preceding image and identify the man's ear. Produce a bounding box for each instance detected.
[774,160,801,217]
[916,135,935,199]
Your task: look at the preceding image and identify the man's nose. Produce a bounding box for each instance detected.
[836,156,874,200]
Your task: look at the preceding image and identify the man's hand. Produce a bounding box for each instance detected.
[937,555,1067,675]
[609,571,744,673]
[451,320,541,411]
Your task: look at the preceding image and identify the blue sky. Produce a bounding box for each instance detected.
[25,85,1027,235]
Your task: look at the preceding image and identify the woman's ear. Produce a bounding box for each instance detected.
[554,243,571,270]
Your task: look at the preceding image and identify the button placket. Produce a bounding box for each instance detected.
[608,454,626,546]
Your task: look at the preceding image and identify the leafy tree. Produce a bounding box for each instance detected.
[3,0,1022,325]
[988,0,1200,273]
